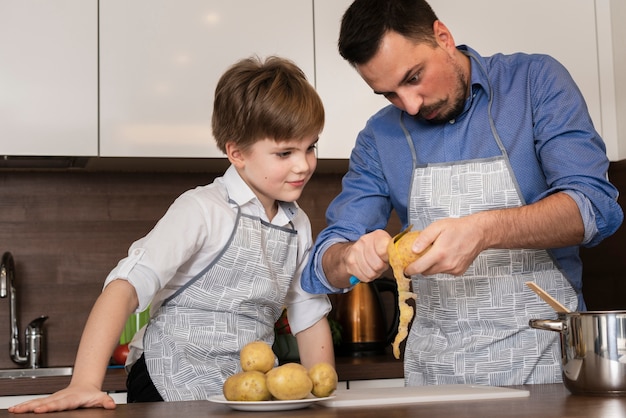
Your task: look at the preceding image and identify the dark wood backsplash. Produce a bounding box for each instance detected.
[0,168,348,369]
[0,161,621,370]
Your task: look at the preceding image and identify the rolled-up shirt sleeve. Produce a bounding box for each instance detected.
[104,249,162,312]
[284,212,333,334]
[285,266,332,335]
[562,190,597,246]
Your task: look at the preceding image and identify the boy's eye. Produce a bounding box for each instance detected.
[277,151,291,158]
[307,143,317,152]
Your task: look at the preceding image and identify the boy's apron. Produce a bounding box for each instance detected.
[398,59,579,385]
[143,210,297,401]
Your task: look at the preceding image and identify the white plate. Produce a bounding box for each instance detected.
[207,394,335,411]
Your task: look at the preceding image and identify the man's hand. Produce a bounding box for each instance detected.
[323,229,392,287]
[405,192,584,277]
[405,216,486,277]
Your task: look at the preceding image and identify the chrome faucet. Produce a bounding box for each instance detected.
[0,252,48,368]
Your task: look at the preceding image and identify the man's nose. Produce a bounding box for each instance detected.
[398,92,423,116]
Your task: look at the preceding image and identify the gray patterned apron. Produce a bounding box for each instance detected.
[400,55,579,385]
[143,208,297,401]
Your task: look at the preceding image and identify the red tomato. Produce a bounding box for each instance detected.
[112,343,130,365]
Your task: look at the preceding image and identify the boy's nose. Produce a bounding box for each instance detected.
[294,154,314,174]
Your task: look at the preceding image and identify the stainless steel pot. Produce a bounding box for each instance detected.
[529,311,626,396]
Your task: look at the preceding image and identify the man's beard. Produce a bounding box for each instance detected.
[414,63,468,125]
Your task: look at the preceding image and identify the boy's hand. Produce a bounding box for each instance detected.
[8,385,116,414]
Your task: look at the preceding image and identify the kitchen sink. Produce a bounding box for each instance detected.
[0,367,73,379]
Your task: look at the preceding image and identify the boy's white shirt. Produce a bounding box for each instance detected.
[103,165,330,366]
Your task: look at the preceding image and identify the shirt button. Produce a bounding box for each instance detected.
[449,119,456,124]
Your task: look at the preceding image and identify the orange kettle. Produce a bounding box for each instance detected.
[332,278,399,356]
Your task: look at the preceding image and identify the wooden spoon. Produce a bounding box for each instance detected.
[525,281,571,313]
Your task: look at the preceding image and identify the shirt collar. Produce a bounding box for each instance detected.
[222,165,299,225]
[458,45,490,94]
[457,45,491,116]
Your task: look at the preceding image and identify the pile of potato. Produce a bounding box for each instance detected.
[223,341,337,401]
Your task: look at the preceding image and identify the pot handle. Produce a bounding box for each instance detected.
[528,318,565,332]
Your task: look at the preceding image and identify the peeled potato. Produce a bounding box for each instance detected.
[240,341,276,373]
[390,230,429,286]
[308,362,338,397]
[387,228,430,359]
[266,363,313,400]
[223,370,271,401]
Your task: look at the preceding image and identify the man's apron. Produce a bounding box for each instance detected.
[399,97,579,386]
[142,209,297,401]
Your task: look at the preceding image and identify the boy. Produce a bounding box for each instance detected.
[10,56,333,413]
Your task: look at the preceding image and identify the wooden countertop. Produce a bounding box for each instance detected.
[0,352,403,396]
[1,384,624,417]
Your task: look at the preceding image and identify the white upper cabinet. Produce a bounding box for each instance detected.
[1,0,623,161]
[428,0,608,157]
[0,0,98,156]
[314,0,389,159]
[430,0,600,121]
[99,0,315,158]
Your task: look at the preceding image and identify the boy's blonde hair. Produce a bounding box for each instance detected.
[212,56,325,154]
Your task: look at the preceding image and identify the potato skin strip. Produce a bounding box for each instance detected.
[387,228,427,359]
[392,290,417,358]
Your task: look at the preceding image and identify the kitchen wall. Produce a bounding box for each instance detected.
[0,164,356,369]
[0,161,622,369]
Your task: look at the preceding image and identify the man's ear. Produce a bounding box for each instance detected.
[433,20,455,51]
[225,142,245,168]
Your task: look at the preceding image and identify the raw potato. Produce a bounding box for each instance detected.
[308,362,338,397]
[240,340,276,373]
[224,341,334,402]
[223,370,271,401]
[266,362,313,400]
[387,227,430,359]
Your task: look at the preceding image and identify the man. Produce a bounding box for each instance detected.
[302,0,623,386]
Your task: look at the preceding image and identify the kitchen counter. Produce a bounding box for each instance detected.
[0,352,403,396]
[0,384,624,417]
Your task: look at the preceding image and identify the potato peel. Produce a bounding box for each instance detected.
[387,228,428,359]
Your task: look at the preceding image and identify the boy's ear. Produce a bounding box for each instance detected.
[225,142,245,168]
